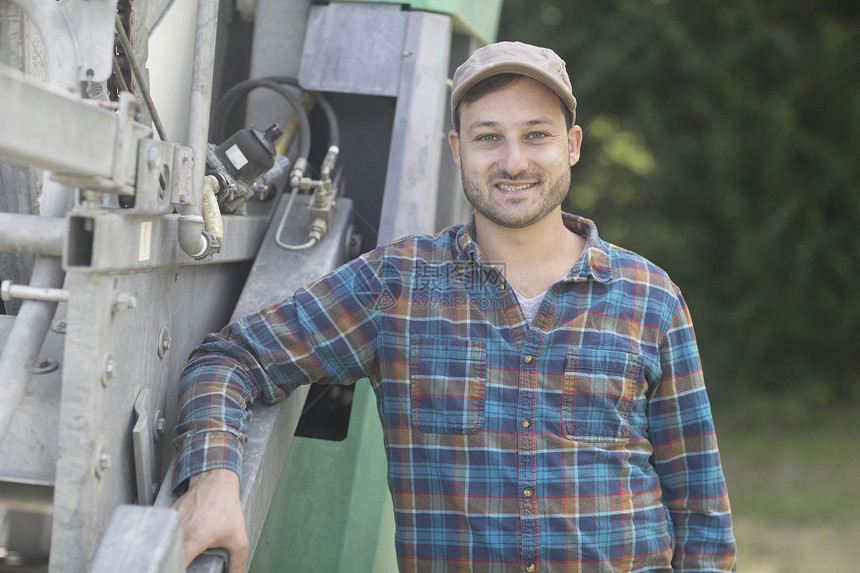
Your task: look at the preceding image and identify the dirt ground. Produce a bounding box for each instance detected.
[734,518,860,572]
[714,396,860,573]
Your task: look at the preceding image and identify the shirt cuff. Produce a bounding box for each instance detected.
[171,430,244,493]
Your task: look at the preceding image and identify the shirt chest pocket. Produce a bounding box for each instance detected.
[410,338,486,434]
[561,349,641,441]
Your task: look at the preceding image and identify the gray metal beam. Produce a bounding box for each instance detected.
[0,314,63,485]
[89,505,185,573]
[154,195,356,572]
[49,256,256,571]
[434,32,478,230]
[0,65,141,185]
[64,212,269,273]
[0,213,65,257]
[377,11,452,243]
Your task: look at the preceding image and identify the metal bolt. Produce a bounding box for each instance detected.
[94,444,111,478]
[102,355,116,387]
[147,146,160,169]
[33,358,59,375]
[154,415,166,442]
[158,164,169,200]
[51,319,67,334]
[112,291,137,313]
[157,326,171,358]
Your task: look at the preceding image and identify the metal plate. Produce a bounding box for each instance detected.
[299,2,408,96]
[0,314,63,486]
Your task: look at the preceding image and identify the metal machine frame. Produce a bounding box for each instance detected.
[0,1,500,571]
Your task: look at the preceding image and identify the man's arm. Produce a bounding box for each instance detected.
[169,249,387,567]
[648,289,737,571]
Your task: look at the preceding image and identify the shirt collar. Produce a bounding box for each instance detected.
[455,211,613,284]
[560,212,613,283]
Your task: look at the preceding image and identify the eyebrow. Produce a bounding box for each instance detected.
[465,118,556,132]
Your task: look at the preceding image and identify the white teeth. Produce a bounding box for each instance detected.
[498,183,532,191]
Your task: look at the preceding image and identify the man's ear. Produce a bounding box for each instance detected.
[568,125,583,167]
[448,129,462,170]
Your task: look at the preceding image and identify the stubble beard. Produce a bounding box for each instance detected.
[462,167,571,229]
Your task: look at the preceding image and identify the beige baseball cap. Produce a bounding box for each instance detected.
[451,41,577,127]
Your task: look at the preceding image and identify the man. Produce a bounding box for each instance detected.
[173,42,737,572]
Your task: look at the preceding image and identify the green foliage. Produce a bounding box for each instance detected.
[500,0,860,400]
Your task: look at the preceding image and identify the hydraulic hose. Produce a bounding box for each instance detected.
[213,78,312,161]
[214,76,342,251]
[267,76,340,148]
[201,175,223,244]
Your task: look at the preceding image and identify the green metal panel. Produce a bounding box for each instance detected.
[249,380,398,572]
[336,0,503,44]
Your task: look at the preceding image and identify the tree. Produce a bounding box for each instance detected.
[500,0,860,400]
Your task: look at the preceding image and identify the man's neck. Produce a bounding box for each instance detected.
[473,209,585,297]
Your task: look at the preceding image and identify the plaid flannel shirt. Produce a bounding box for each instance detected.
[174,213,737,572]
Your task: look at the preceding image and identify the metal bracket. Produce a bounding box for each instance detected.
[51,92,141,195]
[0,66,149,192]
[132,388,164,505]
[133,139,195,214]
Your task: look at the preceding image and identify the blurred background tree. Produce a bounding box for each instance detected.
[500,0,860,402]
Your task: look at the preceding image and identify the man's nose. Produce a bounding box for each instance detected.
[499,141,529,175]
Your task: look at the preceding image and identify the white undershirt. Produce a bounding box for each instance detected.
[514,288,548,326]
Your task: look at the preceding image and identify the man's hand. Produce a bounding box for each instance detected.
[172,469,249,573]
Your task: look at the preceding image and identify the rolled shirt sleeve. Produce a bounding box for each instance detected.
[172,248,387,491]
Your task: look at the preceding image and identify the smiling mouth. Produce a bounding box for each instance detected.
[496,183,535,191]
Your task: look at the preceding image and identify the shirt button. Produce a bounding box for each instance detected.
[524,355,533,364]
[521,419,531,429]
[523,487,533,498]
[526,564,536,573]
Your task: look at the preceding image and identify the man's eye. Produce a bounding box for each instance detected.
[476,134,499,142]
[527,132,548,140]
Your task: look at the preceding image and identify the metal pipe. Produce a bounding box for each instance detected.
[0,2,75,447]
[1,280,70,303]
[0,181,70,447]
[114,13,168,141]
[0,213,66,256]
[177,215,209,260]
[177,0,219,259]
[274,186,316,251]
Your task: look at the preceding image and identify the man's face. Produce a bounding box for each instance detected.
[449,77,582,229]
